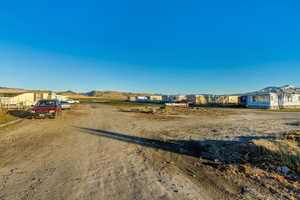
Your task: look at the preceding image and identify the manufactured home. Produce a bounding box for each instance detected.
[136,96,150,102]
[187,94,239,106]
[128,96,137,102]
[247,85,300,109]
[167,95,187,103]
[31,91,56,102]
[0,89,35,107]
[161,95,173,103]
[0,89,56,108]
[215,95,239,105]
[149,95,163,102]
[186,95,208,104]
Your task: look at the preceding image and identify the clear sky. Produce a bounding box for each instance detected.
[1,0,300,94]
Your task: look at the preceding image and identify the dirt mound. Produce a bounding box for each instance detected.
[119,106,234,120]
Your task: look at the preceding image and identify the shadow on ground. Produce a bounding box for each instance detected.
[8,110,30,118]
[76,127,296,166]
[77,127,203,158]
[284,121,300,126]
[78,127,299,171]
[77,127,300,199]
[235,135,276,142]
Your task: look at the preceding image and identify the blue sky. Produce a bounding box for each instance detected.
[1,0,300,94]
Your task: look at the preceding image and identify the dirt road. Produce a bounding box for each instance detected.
[1,104,299,200]
[0,104,212,200]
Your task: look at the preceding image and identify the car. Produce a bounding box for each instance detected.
[29,100,61,119]
[66,99,76,104]
[66,99,80,104]
[60,101,72,110]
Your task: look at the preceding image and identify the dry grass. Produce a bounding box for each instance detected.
[118,105,178,121]
[118,106,234,120]
[157,107,234,116]
[0,113,18,125]
[252,132,300,174]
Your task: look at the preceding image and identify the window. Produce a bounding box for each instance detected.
[252,95,268,102]
[36,100,57,107]
[252,96,257,102]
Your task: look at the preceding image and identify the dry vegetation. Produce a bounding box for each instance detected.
[157,106,234,116]
[117,104,235,121]
[253,130,300,174]
[0,109,18,125]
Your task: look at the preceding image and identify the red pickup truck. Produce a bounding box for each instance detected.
[29,100,61,119]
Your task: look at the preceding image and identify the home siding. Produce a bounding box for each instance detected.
[149,96,163,101]
[196,95,208,104]
[279,94,300,108]
[247,94,271,109]
[0,93,35,107]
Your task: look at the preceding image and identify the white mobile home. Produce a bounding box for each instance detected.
[247,85,300,109]
[136,96,150,102]
[0,89,35,107]
[149,95,163,102]
[0,89,56,108]
[128,96,137,102]
[167,95,187,103]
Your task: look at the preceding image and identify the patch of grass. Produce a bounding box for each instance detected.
[0,113,18,125]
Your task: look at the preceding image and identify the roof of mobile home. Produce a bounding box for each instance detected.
[0,89,54,95]
[0,88,29,94]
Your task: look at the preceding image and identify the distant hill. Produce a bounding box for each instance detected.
[85,90,154,99]
[1,87,154,100]
[0,86,21,90]
[56,90,153,100]
[0,86,26,92]
[57,90,79,96]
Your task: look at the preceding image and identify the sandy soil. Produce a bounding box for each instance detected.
[0,104,299,200]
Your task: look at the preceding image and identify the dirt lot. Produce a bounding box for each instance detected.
[0,103,300,200]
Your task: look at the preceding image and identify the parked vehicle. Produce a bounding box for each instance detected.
[66,99,76,104]
[61,101,72,110]
[29,100,61,119]
[66,99,80,104]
